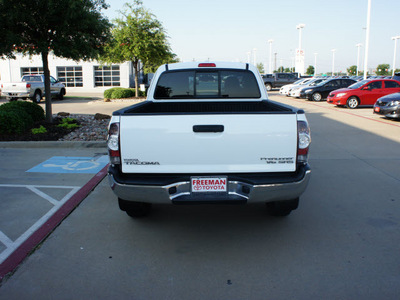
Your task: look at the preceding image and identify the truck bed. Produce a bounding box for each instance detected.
[113,100,302,115]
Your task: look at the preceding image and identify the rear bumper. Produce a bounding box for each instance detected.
[2,92,30,98]
[108,164,311,204]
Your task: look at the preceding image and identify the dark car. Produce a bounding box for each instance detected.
[301,78,357,101]
[373,92,400,120]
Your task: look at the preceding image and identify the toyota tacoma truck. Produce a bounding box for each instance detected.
[107,62,311,218]
[1,74,66,103]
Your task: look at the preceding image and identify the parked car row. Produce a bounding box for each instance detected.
[277,75,400,120]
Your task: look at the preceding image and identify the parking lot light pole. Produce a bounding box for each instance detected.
[253,48,257,66]
[356,43,362,76]
[314,53,318,76]
[268,39,274,74]
[363,0,371,80]
[392,36,400,76]
[296,24,305,50]
[331,49,336,76]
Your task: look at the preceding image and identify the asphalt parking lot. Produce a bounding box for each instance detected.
[0,93,399,299]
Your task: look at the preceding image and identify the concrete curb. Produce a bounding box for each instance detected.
[0,141,107,148]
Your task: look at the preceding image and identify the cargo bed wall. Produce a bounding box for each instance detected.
[116,100,297,115]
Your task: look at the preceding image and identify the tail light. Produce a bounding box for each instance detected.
[297,120,311,163]
[26,83,31,88]
[107,122,120,165]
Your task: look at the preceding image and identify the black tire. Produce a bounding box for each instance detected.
[118,198,152,218]
[346,96,359,109]
[265,83,272,91]
[266,198,299,217]
[311,92,322,102]
[32,90,42,103]
[58,88,66,100]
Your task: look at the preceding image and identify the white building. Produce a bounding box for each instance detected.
[0,52,140,93]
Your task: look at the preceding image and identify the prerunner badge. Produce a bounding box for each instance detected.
[191,177,227,193]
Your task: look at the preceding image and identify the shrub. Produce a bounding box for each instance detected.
[104,87,123,99]
[0,101,44,122]
[104,87,146,99]
[32,125,47,134]
[0,110,34,134]
[111,88,135,99]
[57,117,80,129]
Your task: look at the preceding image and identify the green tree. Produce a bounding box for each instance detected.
[256,63,264,74]
[306,65,315,75]
[376,64,390,76]
[347,65,357,75]
[101,0,176,97]
[0,0,111,123]
[284,68,291,73]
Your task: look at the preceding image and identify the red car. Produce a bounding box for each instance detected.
[327,79,400,108]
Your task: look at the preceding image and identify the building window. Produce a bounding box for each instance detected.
[57,66,83,87]
[94,65,120,87]
[21,67,43,77]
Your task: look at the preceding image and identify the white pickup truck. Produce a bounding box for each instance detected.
[107,62,311,218]
[1,74,66,103]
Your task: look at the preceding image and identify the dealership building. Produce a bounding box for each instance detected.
[0,52,143,93]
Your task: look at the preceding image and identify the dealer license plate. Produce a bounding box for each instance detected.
[191,176,227,193]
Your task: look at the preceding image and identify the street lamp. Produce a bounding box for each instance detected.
[296,23,305,49]
[253,48,257,66]
[296,23,306,76]
[268,39,274,74]
[392,36,400,76]
[314,53,318,76]
[363,0,371,80]
[331,49,336,76]
[356,43,362,76]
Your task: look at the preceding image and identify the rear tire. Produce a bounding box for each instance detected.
[32,91,42,103]
[265,83,272,91]
[118,198,152,218]
[266,198,299,217]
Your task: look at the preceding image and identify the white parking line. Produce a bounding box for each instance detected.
[0,184,80,264]
[0,231,13,248]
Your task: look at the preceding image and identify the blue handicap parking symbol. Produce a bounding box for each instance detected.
[27,156,109,174]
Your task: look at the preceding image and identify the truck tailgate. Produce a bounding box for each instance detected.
[120,114,297,174]
[2,83,27,93]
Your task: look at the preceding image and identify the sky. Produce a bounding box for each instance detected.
[103,0,400,74]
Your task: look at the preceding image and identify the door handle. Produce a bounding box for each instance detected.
[193,125,224,133]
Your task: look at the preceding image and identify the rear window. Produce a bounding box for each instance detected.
[154,69,261,99]
[22,75,41,82]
